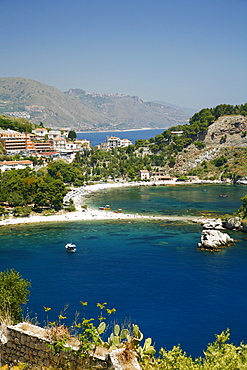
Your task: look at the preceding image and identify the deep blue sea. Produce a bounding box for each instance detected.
[1,184,247,358]
[77,128,165,147]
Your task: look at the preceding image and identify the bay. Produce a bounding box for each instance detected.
[77,128,165,147]
[1,184,247,358]
[85,183,247,217]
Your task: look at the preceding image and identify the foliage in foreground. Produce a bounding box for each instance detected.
[2,295,247,369]
[141,330,247,370]
[0,269,31,324]
[38,303,247,370]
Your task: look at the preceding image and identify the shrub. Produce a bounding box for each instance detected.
[194,141,206,149]
[13,206,32,217]
[0,269,31,324]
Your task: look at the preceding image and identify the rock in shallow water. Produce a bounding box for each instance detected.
[200,218,224,229]
[198,229,235,251]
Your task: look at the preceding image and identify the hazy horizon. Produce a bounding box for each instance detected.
[1,0,246,111]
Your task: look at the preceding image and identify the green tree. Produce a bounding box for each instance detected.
[211,156,227,167]
[13,206,32,217]
[0,269,31,323]
[7,192,25,207]
[236,195,247,219]
[68,130,77,140]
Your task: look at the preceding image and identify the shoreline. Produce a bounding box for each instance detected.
[76,128,166,134]
[0,180,222,227]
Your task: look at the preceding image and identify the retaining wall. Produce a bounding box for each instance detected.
[0,322,111,369]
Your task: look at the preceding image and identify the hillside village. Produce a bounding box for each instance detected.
[0,103,247,217]
[0,123,134,171]
[1,104,247,183]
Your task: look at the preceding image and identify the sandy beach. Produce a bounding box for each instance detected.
[0,180,210,227]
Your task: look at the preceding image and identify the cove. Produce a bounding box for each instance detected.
[0,184,247,357]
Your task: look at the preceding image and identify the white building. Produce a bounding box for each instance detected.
[48,130,62,140]
[59,128,70,138]
[74,139,91,150]
[171,131,184,136]
[107,136,121,148]
[138,170,150,180]
[120,138,132,147]
[32,128,48,137]
[0,160,33,172]
[52,137,67,151]
[66,142,78,150]
[100,136,133,150]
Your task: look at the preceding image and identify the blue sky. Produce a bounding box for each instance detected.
[0,0,246,110]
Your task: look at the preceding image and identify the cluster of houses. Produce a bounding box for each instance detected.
[0,127,91,158]
[0,129,133,156]
[0,127,92,171]
[0,126,134,172]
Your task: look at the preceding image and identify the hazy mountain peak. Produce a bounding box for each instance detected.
[0,77,190,130]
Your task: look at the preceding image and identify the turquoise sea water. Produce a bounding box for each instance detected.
[1,184,247,357]
[86,183,247,217]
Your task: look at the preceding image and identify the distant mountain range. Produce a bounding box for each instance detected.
[0,77,191,131]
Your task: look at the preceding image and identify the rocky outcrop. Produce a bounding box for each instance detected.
[200,218,224,229]
[169,115,247,174]
[198,217,243,231]
[204,115,247,147]
[222,216,242,230]
[198,229,234,251]
[197,217,236,251]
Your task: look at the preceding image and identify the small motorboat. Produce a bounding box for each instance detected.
[98,205,111,210]
[114,209,122,213]
[219,194,228,198]
[65,243,77,252]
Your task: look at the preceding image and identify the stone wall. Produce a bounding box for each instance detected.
[0,322,141,370]
[0,322,110,369]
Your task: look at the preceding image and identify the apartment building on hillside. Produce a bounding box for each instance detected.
[98,136,133,150]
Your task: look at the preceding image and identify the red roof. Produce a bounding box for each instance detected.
[0,160,33,165]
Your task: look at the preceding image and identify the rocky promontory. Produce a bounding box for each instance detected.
[196,217,242,251]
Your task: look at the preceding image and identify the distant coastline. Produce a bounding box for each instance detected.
[76,127,167,134]
[76,128,166,146]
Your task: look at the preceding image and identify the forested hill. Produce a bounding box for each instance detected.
[162,103,247,152]
[0,77,189,130]
[71,103,247,183]
[0,115,39,133]
[135,103,247,180]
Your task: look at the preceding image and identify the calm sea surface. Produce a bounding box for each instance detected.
[1,184,247,357]
[77,128,165,146]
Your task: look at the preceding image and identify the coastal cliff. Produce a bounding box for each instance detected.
[165,114,247,179]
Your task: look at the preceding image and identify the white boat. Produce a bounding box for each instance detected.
[65,243,77,252]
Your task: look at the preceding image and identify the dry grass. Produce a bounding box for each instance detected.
[46,325,80,347]
[0,306,13,327]
[46,324,70,341]
[117,343,137,370]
